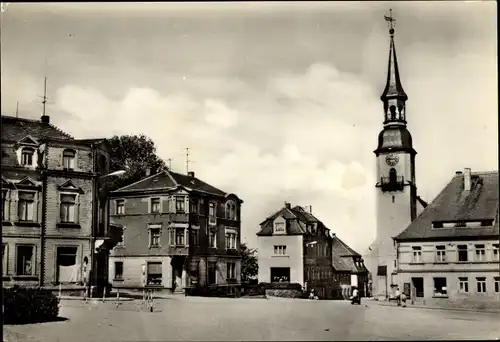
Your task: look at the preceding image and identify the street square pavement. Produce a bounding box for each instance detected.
[4,296,500,341]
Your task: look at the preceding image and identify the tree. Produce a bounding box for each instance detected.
[240,242,258,283]
[104,134,167,192]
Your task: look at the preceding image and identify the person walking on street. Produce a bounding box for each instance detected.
[395,287,401,306]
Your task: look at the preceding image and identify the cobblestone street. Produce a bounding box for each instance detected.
[4,297,500,341]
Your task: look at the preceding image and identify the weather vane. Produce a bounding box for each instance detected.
[384,9,396,35]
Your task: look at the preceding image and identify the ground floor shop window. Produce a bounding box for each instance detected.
[16,245,34,276]
[114,261,123,280]
[208,262,217,285]
[147,262,162,285]
[476,277,486,293]
[433,277,447,297]
[57,246,78,283]
[270,267,290,282]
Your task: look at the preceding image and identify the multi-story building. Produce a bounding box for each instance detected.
[394,169,499,308]
[257,202,356,299]
[1,114,122,293]
[108,170,243,295]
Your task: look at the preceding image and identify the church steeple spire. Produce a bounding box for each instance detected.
[381,10,407,125]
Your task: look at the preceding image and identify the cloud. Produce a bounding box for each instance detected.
[49,63,380,252]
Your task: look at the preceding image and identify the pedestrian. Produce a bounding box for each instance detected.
[401,292,407,307]
[351,286,360,305]
[395,287,401,306]
[309,289,315,300]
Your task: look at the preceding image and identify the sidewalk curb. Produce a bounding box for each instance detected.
[59,296,134,301]
[376,301,500,314]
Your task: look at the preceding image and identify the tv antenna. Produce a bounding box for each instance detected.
[35,77,54,115]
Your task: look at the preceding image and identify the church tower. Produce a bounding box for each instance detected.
[370,11,417,299]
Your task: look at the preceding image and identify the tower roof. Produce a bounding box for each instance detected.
[380,23,407,102]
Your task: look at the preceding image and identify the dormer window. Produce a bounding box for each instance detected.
[21,148,34,166]
[62,149,76,169]
[273,221,285,234]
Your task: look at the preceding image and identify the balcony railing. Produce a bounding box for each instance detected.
[380,176,404,192]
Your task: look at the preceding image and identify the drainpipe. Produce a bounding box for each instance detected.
[90,143,97,295]
[39,148,48,288]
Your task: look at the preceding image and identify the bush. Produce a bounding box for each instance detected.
[265,289,303,298]
[3,286,60,324]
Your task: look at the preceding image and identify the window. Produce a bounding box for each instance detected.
[457,245,468,262]
[175,196,185,213]
[175,228,185,246]
[114,262,123,280]
[476,277,486,293]
[62,149,76,169]
[2,244,7,275]
[16,245,34,276]
[116,200,125,215]
[495,277,499,293]
[435,245,446,263]
[270,267,290,282]
[18,191,35,221]
[225,230,237,250]
[412,246,422,263]
[208,262,217,285]
[492,244,499,262]
[209,230,217,248]
[474,244,486,262]
[60,194,76,223]
[209,202,215,217]
[389,168,397,183]
[274,245,287,256]
[147,262,162,285]
[225,201,236,220]
[190,198,198,214]
[151,198,160,213]
[433,277,447,297]
[149,228,160,247]
[21,147,34,166]
[191,228,199,246]
[227,262,236,280]
[458,277,468,293]
[2,190,8,221]
[274,222,285,234]
[56,246,77,283]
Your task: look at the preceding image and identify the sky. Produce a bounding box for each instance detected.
[1,2,497,254]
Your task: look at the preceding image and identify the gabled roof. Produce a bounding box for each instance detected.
[395,171,499,241]
[331,235,367,273]
[256,204,326,236]
[112,170,229,198]
[1,115,73,142]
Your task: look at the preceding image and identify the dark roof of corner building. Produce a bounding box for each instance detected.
[395,171,499,241]
[111,170,231,198]
[1,115,73,142]
[257,204,327,236]
[331,235,367,273]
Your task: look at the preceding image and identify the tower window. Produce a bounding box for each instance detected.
[390,105,397,120]
[389,168,397,183]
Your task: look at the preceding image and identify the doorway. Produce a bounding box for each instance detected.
[171,256,186,292]
[411,277,424,301]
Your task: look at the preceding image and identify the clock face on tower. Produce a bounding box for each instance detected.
[385,153,399,166]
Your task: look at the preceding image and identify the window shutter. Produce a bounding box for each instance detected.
[76,196,80,224]
[184,228,188,247]
[34,192,40,222]
[185,197,189,214]
[56,194,61,224]
[169,229,175,246]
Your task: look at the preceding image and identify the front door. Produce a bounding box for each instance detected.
[411,277,424,302]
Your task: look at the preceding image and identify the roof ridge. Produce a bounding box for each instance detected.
[471,170,498,175]
[113,170,167,192]
[165,169,179,186]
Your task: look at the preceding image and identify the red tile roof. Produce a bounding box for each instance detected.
[395,171,499,241]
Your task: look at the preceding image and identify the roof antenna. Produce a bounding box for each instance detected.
[42,76,48,116]
[167,158,172,170]
[15,101,19,118]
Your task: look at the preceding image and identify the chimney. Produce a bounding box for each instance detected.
[188,171,195,177]
[41,115,50,124]
[308,205,312,214]
[464,168,471,191]
[285,202,291,209]
[145,168,151,177]
[455,171,463,175]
